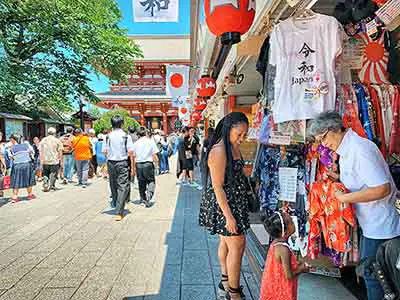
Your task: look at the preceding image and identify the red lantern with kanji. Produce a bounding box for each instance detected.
[197,76,216,97]
[194,97,208,111]
[205,0,256,44]
[191,111,202,122]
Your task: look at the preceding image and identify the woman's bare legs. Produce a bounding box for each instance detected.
[218,236,229,293]
[27,186,33,196]
[12,188,19,201]
[223,235,246,299]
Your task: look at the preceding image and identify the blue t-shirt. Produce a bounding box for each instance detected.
[95,141,107,164]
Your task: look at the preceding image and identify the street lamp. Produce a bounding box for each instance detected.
[79,99,85,130]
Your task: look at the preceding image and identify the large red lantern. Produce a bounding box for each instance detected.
[205,0,256,44]
[194,97,208,111]
[197,76,216,97]
[192,111,202,122]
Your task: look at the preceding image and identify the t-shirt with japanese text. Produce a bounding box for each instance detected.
[269,14,343,123]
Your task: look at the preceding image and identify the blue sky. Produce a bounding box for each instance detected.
[87,0,191,94]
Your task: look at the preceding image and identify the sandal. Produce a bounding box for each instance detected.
[27,194,36,200]
[11,198,20,203]
[225,286,246,300]
[218,274,229,298]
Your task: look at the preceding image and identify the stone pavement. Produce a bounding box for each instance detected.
[0,167,357,300]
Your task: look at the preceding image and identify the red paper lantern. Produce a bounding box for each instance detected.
[205,0,256,43]
[180,107,188,114]
[194,97,207,111]
[192,111,202,122]
[197,76,216,97]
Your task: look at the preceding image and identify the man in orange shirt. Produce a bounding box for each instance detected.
[72,129,92,188]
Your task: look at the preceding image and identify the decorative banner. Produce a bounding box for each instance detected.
[166,65,189,97]
[178,99,191,127]
[172,96,185,108]
[133,0,179,23]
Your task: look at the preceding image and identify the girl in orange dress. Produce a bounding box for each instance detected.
[260,212,310,300]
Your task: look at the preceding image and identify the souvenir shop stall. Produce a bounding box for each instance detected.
[237,0,400,296]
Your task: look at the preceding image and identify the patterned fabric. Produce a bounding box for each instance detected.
[257,147,280,213]
[199,159,250,236]
[308,181,356,259]
[389,86,400,155]
[39,136,63,165]
[342,84,368,138]
[368,85,387,157]
[357,31,390,84]
[10,144,32,165]
[260,241,298,300]
[355,83,375,141]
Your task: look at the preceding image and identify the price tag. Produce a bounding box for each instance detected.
[304,88,315,102]
[269,132,291,145]
[366,19,378,37]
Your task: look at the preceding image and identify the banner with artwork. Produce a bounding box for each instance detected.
[133,0,179,23]
[178,100,191,127]
[172,96,185,108]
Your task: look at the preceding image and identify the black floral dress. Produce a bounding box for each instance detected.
[199,159,250,236]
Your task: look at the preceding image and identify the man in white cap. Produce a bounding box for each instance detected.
[39,127,63,191]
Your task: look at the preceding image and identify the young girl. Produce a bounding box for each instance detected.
[260,212,309,300]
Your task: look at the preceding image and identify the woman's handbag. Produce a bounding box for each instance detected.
[245,177,260,213]
[0,175,10,190]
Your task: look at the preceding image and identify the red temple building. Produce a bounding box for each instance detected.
[96,36,190,134]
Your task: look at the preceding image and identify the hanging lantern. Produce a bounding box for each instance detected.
[192,111,202,122]
[205,0,256,44]
[197,76,216,97]
[194,97,208,111]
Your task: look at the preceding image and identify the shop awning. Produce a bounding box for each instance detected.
[40,118,74,125]
[0,113,32,121]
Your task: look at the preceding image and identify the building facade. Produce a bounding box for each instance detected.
[94,0,190,134]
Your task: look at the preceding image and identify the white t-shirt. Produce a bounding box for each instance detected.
[132,137,159,163]
[270,14,343,123]
[336,129,400,239]
[102,129,134,161]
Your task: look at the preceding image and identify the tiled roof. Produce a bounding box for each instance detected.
[97,90,166,96]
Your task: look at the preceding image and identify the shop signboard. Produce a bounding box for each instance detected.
[133,0,179,22]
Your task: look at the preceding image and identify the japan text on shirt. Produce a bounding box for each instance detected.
[269,14,343,123]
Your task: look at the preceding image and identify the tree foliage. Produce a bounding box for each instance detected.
[0,0,142,114]
[93,108,139,134]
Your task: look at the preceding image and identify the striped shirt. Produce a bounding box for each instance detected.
[10,144,33,165]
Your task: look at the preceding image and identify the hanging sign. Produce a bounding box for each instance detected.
[133,0,179,22]
[166,65,190,97]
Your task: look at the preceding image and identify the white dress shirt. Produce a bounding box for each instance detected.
[102,129,134,161]
[132,136,159,163]
[336,129,400,239]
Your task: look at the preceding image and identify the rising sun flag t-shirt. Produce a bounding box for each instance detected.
[269,14,343,123]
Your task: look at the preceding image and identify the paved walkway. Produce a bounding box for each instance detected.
[0,165,357,300]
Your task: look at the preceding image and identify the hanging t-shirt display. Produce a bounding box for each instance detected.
[269,14,343,123]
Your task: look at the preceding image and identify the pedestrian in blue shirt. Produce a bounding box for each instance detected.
[95,134,107,178]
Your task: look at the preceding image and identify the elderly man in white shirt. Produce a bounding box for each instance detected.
[132,127,159,208]
[309,111,400,300]
[103,115,134,221]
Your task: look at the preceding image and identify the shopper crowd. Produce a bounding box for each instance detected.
[0,115,204,212]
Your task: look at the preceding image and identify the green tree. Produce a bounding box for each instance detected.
[0,0,142,114]
[93,108,139,134]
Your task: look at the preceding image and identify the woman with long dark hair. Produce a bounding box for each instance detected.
[199,112,250,300]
